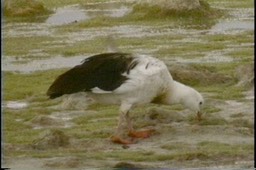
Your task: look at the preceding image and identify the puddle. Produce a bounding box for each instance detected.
[210,20,254,34]
[46,3,131,26]
[209,7,254,34]
[3,48,235,73]
[46,5,90,26]
[2,55,88,73]
[3,101,28,109]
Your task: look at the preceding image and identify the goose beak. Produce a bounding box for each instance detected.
[197,111,202,121]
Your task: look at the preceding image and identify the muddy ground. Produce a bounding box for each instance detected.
[2,0,254,169]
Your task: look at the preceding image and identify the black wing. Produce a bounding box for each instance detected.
[46,52,137,99]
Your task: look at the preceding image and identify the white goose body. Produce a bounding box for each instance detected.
[86,54,172,106]
[47,52,204,144]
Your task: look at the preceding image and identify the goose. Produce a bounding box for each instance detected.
[47,52,204,144]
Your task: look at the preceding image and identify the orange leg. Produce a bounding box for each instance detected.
[110,135,136,145]
[197,112,203,121]
[111,103,135,145]
[111,103,155,144]
[128,129,155,138]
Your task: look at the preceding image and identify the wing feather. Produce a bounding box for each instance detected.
[46,53,135,98]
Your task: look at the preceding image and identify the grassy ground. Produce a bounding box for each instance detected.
[3,0,254,169]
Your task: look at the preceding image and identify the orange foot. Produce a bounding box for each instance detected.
[110,135,136,145]
[196,112,203,121]
[128,129,155,138]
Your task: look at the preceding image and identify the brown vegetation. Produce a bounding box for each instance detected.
[4,0,51,17]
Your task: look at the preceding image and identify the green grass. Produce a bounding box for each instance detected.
[3,0,254,167]
[40,0,110,9]
[197,141,254,157]
[3,36,58,57]
[3,69,67,101]
[161,142,191,151]
[228,48,254,61]
[47,38,106,57]
[187,112,228,125]
[203,31,254,44]
[3,110,44,145]
[157,41,226,57]
[198,84,246,100]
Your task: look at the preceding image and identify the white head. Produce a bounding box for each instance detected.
[168,81,204,117]
[181,88,204,114]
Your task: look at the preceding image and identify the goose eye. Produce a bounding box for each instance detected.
[199,101,203,105]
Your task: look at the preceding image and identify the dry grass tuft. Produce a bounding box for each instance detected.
[169,64,235,86]
[131,0,224,21]
[4,0,51,17]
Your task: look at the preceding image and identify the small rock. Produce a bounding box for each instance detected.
[32,129,70,150]
[113,162,141,169]
[122,145,130,149]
